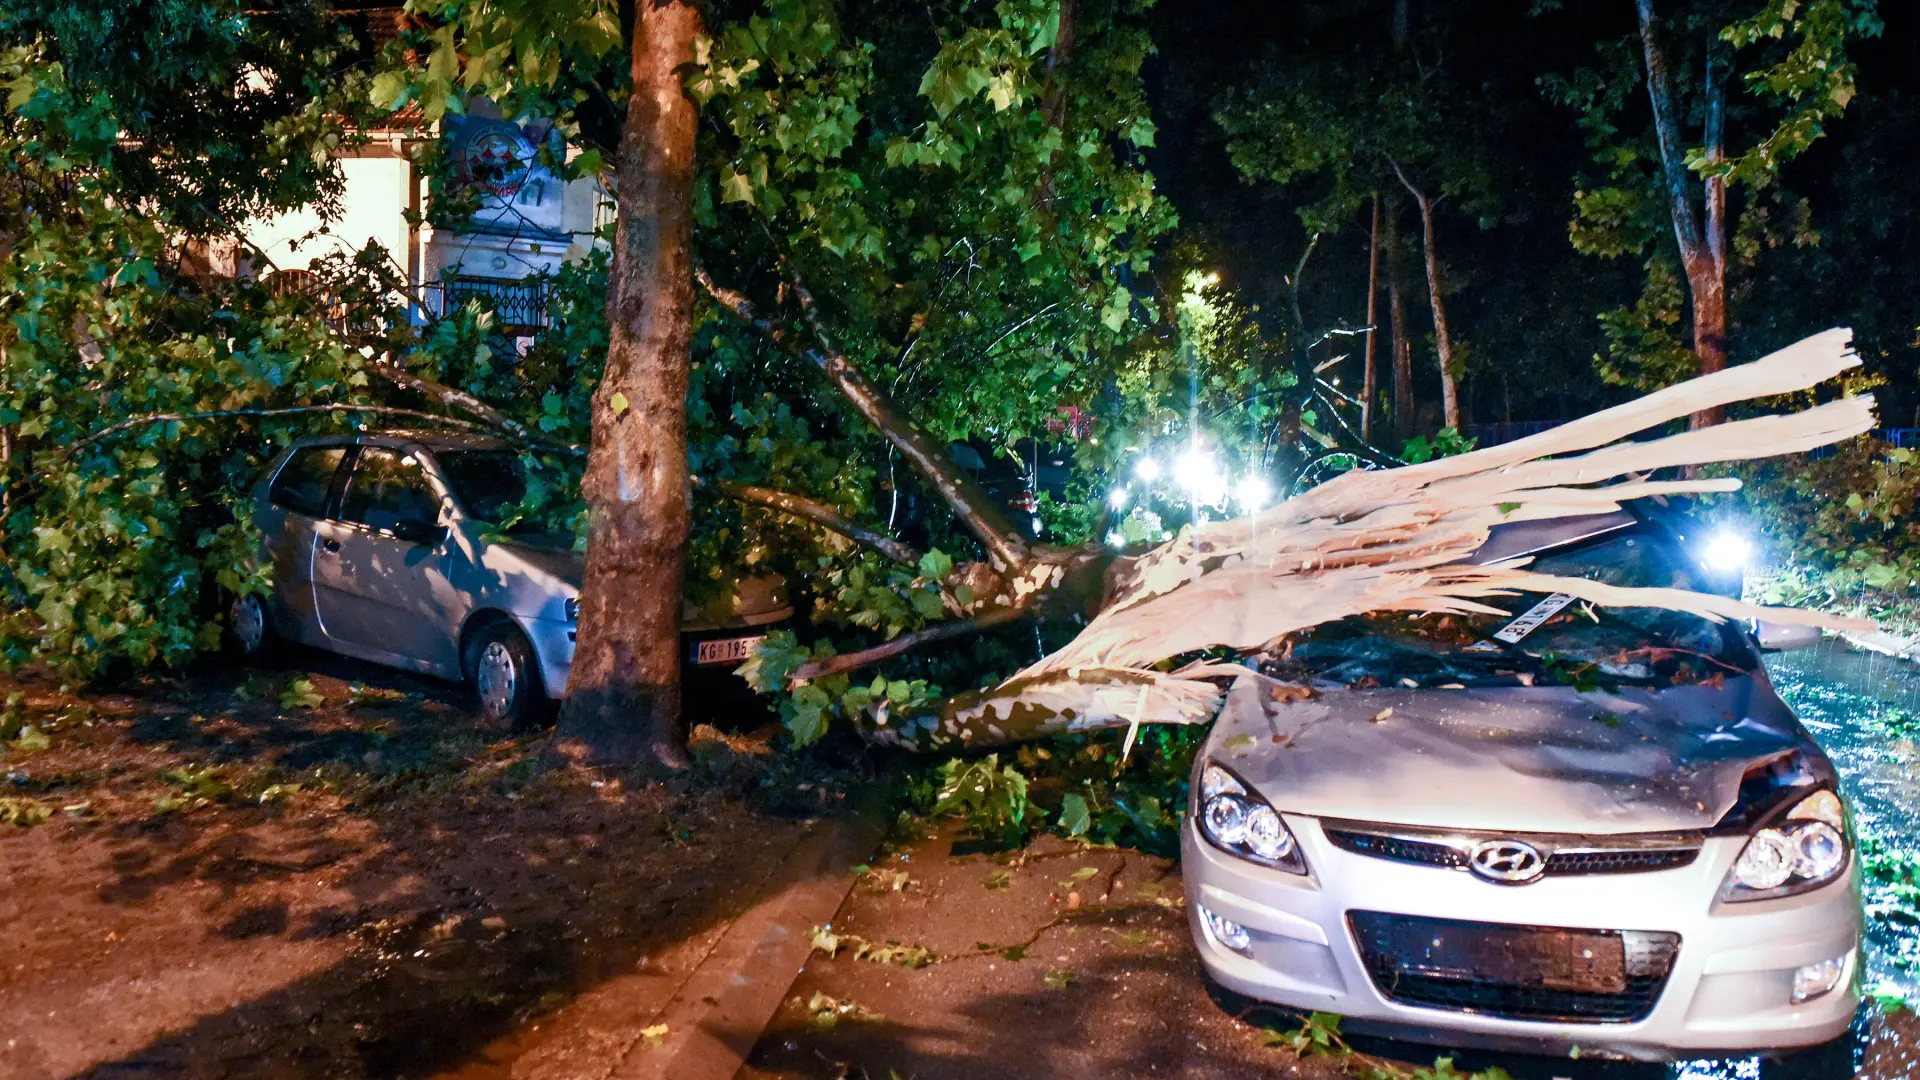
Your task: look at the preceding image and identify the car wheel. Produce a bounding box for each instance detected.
[226,592,275,660]
[466,622,548,733]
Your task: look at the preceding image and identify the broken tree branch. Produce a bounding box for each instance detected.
[791,603,1032,683]
[872,329,1875,750]
[697,264,1031,571]
[366,361,583,454]
[708,478,923,568]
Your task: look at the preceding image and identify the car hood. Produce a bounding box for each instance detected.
[494,535,585,588]
[1207,671,1826,835]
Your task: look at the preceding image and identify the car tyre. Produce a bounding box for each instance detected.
[465,621,549,733]
[226,592,276,661]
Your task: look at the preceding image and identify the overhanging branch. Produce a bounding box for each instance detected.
[791,603,1032,682]
[709,478,923,567]
[696,264,1032,571]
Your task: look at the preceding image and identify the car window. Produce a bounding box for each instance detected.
[267,445,347,518]
[434,449,529,523]
[340,448,442,534]
[1263,531,1754,689]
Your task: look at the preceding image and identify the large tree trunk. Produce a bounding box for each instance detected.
[1362,193,1381,442]
[1391,161,1460,430]
[559,1,703,768]
[1387,209,1414,444]
[1637,0,1729,429]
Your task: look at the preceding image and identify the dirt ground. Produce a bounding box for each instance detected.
[0,648,843,1080]
[743,828,1920,1080]
[6,648,1918,1080]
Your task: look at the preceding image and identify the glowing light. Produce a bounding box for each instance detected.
[1105,529,1126,549]
[1703,530,1752,572]
[1108,487,1130,511]
[1235,474,1271,512]
[1134,457,1161,482]
[1174,445,1228,506]
[1200,271,1221,287]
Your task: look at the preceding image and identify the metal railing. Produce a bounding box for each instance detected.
[419,275,552,334]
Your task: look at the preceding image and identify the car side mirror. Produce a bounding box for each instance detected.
[390,518,448,548]
[1754,620,1822,652]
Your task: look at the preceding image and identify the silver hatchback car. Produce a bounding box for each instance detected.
[233,432,791,727]
[1183,511,1861,1063]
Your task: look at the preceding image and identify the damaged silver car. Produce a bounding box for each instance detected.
[232,432,792,728]
[1182,510,1861,1062]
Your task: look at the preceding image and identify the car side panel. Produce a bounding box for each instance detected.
[311,518,470,679]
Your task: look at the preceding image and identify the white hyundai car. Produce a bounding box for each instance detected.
[1183,510,1861,1063]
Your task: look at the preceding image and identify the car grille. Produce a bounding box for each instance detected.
[1323,827,1699,877]
[1349,911,1680,1024]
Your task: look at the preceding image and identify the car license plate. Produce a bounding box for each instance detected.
[1355,913,1629,994]
[692,634,766,666]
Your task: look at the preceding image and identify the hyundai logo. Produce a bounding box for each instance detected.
[1468,839,1547,884]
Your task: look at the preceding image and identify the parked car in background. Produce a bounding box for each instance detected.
[1184,509,1861,1063]
[233,432,791,728]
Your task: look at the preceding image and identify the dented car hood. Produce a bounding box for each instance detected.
[1207,670,1831,835]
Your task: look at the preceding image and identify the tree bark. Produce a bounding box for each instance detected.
[1362,193,1381,442]
[1386,208,1414,444]
[1391,159,1460,430]
[559,0,703,769]
[1637,0,1729,428]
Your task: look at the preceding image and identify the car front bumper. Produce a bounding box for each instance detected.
[1182,814,1862,1062]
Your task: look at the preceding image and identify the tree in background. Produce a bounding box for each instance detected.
[1214,0,1504,440]
[1547,0,1881,424]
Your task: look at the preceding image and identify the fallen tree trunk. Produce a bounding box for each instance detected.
[859,328,1876,750]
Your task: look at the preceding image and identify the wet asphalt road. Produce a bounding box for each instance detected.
[1766,640,1920,1000]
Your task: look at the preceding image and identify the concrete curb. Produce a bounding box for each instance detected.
[610,803,888,1080]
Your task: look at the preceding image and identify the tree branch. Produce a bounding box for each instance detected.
[696,264,1031,571]
[791,603,1032,682]
[1636,0,1704,267]
[366,362,583,454]
[63,404,489,455]
[709,478,923,567]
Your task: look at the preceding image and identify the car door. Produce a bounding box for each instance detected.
[311,445,469,676]
[258,443,352,646]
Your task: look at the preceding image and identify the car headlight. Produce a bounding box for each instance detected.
[565,596,580,622]
[1196,762,1307,874]
[1720,789,1850,902]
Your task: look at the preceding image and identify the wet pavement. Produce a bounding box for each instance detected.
[1767,639,1920,998]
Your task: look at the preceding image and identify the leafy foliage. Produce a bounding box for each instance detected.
[1733,439,1920,613]
[0,4,379,680]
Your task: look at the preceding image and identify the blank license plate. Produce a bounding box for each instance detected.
[1359,915,1628,994]
[692,635,766,666]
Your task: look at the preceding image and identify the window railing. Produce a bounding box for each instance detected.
[421,275,552,334]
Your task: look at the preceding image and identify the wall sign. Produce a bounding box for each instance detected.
[443,114,569,242]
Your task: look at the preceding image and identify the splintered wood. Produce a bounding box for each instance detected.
[876,328,1877,749]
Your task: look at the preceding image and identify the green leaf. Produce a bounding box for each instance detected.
[720,168,756,206]
[1057,793,1091,836]
[609,392,631,418]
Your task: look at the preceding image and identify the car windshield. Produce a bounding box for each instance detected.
[1260,530,1754,689]
[435,449,529,525]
